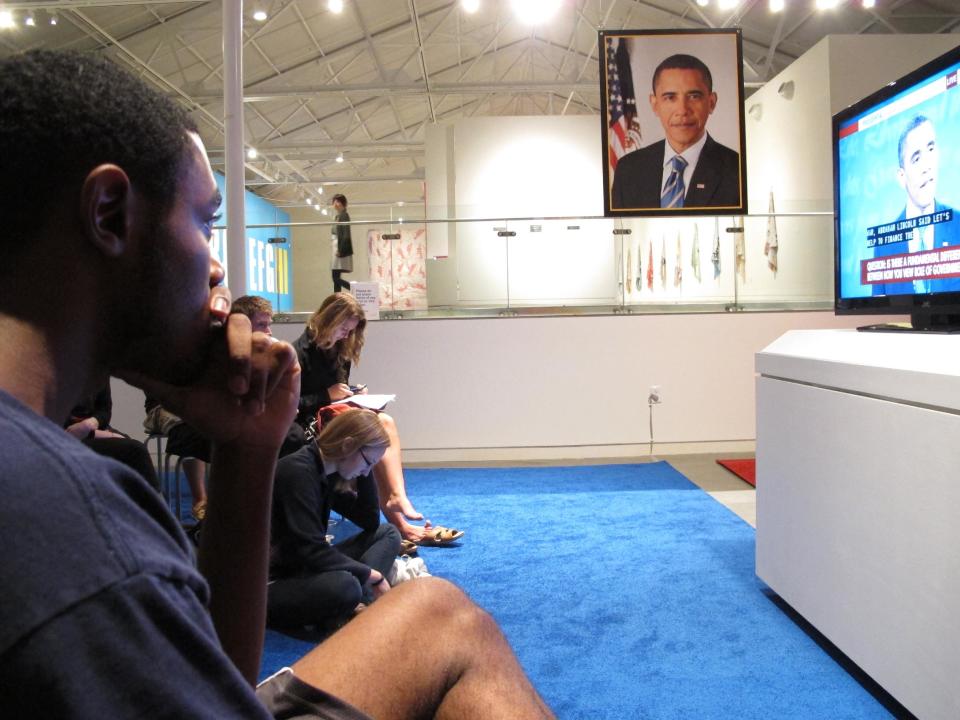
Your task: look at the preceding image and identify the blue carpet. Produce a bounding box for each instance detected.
[260,461,894,719]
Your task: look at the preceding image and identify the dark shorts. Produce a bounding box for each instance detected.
[166,422,212,463]
[256,668,371,720]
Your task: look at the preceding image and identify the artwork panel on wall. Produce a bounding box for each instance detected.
[368,229,428,310]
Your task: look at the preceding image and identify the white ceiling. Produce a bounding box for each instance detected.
[2,0,958,214]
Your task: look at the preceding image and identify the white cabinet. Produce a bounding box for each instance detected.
[756,329,960,720]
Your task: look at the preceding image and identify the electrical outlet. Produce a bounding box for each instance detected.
[648,385,662,404]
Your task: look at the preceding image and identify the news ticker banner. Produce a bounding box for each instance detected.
[861,210,960,285]
[210,173,293,311]
[861,247,960,286]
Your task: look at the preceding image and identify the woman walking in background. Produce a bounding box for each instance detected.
[331,193,353,293]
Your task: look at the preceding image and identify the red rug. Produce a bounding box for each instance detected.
[716,458,756,487]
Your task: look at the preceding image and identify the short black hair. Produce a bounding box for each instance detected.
[0,50,198,250]
[898,115,932,169]
[332,193,348,207]
[652,54,713,94]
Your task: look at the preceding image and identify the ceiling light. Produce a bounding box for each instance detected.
[0,10,14,29]
[321,208,329,216]
[328,0,344,13]
[696,0,709,6]
[306,197,313,205]
[462,0,480,12]
[246,147,258,159]
[25,13,35,26]
[718,0,738,9]
[398,217,404,224]
[316,186,324,194]
[49,11,58,25]
[816,0,838,7]
[397,201,405,207]
[769,0,784,10]
[335,152,344,163]
[862,0,875,6]
[511,0,561,25]
[252,7,267,21]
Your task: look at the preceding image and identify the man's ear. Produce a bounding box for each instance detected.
[79,164,132,258]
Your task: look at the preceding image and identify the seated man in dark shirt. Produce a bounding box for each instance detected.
[0,49,553,719]
[66,383,162,493]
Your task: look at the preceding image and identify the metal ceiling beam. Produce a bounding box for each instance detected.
[408,0,437,123]
[240,1,457,91]
[244,172,425,185]
[190,79,600,102]
[209,140,425,153]
[0,0,204,7]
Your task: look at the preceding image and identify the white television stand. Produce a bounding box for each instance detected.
[756,328,960,720]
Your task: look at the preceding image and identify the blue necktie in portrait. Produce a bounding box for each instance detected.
[660,155,687,209]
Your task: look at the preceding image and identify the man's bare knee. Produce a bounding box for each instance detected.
[393,578,498,643]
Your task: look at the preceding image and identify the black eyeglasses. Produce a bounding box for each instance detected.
[358,447,373,470]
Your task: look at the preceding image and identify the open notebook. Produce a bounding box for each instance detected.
[331,393,395,411]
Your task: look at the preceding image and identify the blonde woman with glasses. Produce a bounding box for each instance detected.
[268,409,400,633]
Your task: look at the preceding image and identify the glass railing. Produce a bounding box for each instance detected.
[244,209,835,319]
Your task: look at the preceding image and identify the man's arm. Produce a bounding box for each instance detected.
[123,313,300,685]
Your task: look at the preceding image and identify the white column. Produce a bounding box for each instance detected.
[222,0,247,295]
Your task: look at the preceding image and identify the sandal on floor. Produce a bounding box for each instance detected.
[418,526,464,546]
[399,539,418,556]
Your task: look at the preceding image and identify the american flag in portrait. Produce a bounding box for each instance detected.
[606,37,641,173]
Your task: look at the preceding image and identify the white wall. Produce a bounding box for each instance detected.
[108,308,902,460]
[452,115,616,305]
[826,35,960,116]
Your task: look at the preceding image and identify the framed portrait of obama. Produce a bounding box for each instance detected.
[600,28,748,217]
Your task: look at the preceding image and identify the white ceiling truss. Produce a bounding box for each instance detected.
[2,0,958,210]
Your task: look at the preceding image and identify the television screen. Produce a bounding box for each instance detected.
[833,44,960,330]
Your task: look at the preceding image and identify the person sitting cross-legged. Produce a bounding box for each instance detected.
[268,408,400,635]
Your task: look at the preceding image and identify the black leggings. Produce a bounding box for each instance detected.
[267,524,401,630]
[332,270,351,293]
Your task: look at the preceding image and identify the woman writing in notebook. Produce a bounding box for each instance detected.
[293,292,462,546]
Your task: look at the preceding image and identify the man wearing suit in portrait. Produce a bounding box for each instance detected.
[872,114,960,296]
[611,53,741,211]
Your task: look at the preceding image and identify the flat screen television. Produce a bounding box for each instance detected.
[833,43,960,331]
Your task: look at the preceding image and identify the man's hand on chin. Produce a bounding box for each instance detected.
[116,312,301,454]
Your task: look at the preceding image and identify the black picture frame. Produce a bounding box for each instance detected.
[600,28,748,217]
